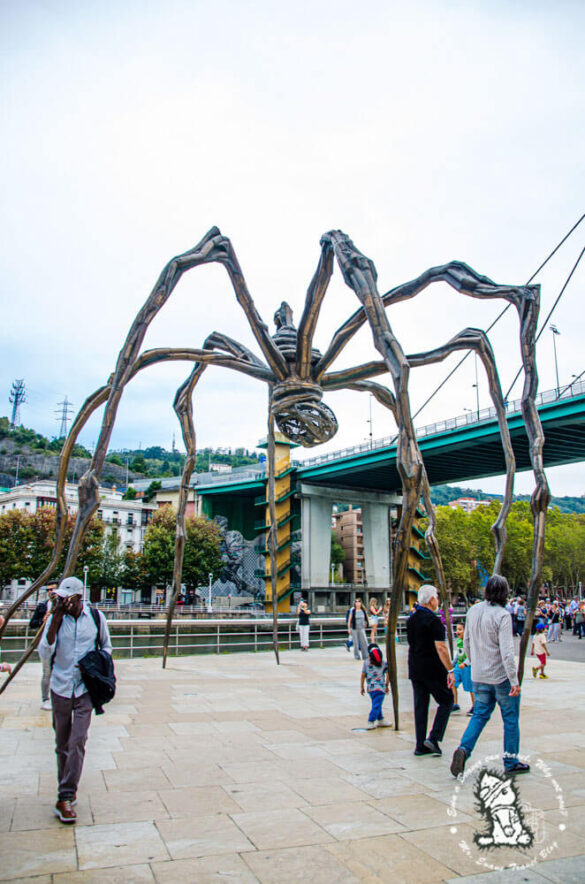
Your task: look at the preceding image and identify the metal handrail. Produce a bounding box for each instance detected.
[298,379,585,468]
[0,614,435,660]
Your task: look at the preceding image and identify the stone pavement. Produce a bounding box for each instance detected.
[0,644,584,883]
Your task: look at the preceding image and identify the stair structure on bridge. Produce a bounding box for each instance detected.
[256,434,299,613]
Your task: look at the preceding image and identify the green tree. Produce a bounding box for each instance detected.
[183,516,222,590]
[427,506,477,595]
[122,487,137,500]
[331,530,345,571]
[142,505,222,590]
[0,509,31,585]
[121,548,149,590]
[97,528,124,589]
[143,505,176,585]
[143,480,162,502]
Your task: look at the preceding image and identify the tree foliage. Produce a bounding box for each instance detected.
[0,506,104,585]
[424,501,585,595]
[331,530,346,567]
[142,504,222,589]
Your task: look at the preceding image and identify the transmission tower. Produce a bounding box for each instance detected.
[9,379,26,428]
[55,396,74,438]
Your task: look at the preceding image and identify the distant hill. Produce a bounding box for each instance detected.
[2,418,583,512]
[430,483,585,514]
[0,417,260,488]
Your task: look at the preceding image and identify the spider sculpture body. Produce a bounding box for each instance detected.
[0,228,550,728]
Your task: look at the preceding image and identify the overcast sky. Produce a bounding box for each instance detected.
[1,0,584,496]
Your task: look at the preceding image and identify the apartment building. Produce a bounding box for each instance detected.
[332,505,366,584]
[0,480,154,553]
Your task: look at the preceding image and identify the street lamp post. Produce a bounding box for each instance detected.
[367,394,373,449]
[550,325,560,398]
[14,454,20,486]
[207,572,213,613]
[472,353,480,420]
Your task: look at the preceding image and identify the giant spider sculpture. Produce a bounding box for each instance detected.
[0,228,550,728]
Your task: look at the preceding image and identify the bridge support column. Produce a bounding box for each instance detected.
[301,493,332,588]
[300,484,401,592]
[361,502,392,588]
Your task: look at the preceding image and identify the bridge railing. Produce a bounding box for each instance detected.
[0,614,445,661]
[297,379,585,468]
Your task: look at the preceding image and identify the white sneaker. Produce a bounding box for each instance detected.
[41,700,52,711]
[366,721,377,729]
[377,718,391,727]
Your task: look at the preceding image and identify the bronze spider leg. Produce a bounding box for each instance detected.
[0,342,273,634]
[62,227,286,582]
[0,342,272,659]
[162,332,274,667]
[408,327,516,577]
[319,256,547,684]
[323,329,511,723]
[321,230,426,731]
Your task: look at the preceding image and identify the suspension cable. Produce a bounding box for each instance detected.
[504,243,585,400]
[410,212,585,423]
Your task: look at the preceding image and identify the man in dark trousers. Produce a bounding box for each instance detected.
[407,585,455,756]
[38,576,112,824]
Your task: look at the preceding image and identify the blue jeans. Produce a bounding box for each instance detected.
[368,690,385,722]
[459,679,520,770]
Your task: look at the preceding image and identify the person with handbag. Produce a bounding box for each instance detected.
[38,576,112,825]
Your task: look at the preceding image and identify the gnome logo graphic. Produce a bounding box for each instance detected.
[473,769,534,849]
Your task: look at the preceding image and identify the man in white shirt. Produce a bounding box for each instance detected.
[38,576,112,824]
[450,575,529,778]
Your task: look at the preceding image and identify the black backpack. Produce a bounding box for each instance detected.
[78,607,116,715]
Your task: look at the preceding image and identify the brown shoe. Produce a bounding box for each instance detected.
[54,800,77,824]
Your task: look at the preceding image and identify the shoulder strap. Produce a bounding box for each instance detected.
[89,606,101,650]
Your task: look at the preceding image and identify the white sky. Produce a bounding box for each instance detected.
[1,0,584,496]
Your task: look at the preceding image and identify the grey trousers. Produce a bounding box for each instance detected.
[51,690,93,801]
[41,656,52,701]
[351,628,369,660]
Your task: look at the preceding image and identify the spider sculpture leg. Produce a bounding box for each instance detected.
[319,253,548,686]
[63,228,284,582]
[162,333,273,667]
[321,231,427,731]
[408,327,516,576]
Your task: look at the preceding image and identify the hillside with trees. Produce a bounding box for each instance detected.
[0,417,261,488]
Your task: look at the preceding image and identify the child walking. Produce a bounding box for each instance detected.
[452,621,475,714]
[531,623,550,678]
[360,642,391,729]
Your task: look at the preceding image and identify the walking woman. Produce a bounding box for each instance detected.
[369,597,382,642]
[348,598,370,661]
[297,599,311,651]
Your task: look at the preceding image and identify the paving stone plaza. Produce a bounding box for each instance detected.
[1,643,584,883]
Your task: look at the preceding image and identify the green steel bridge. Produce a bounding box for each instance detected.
[196,379,585,532]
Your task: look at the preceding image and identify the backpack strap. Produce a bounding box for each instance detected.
[89,606,102,651]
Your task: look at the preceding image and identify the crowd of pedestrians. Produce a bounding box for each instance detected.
[506,594,585,640]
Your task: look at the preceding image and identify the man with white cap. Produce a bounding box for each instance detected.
[38,576,112,824]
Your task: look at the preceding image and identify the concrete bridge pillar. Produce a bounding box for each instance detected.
[301,493,332,588]
[361,502,392,588]
[300,484,401,590]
